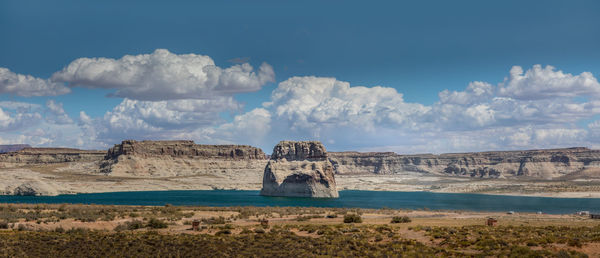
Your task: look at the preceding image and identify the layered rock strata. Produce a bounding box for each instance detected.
[0,148,105,166]
[329,147,600,179]
[260,141,339,198]
[100,140,267,177]
[0,144,31,153]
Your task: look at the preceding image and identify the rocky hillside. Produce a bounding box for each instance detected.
[0,148,105,166]
[329,147,600,179]
[100,140,268,177]
[261,141,338,198]
[0,144,31,153]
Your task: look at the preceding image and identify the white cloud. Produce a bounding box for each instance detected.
[51,49,275,101]
[498,65,600,100]
[199,108,272,146]
[79,97,243,145]
[45,100,73,125]
[269,76,429,135]
[0,100,88,148]
[248,65,600,153]
[3,64,600,154]
[0,102,42,132]
[0,68,70,97]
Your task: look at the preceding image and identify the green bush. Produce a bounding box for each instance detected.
[390,216,411,223]
[146,218,168,229]
[343,214,362,223]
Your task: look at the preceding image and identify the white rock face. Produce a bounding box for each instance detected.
[260,141,338,198]
[9,180,60,196]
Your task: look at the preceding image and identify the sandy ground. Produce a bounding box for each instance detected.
[1,161,600,198]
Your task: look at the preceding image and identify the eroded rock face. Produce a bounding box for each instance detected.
[100,140,267,177]
[329,147,600,179]
[0,144,31,153]
[260,141,338,198]
[0,148,105,166]
[8,181,60,196]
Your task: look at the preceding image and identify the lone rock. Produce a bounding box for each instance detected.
[260,141,338,198]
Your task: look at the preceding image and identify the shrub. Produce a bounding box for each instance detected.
[567,238,582,248]
[17,224,27,231]
[391,216,411,223]
[254,228,265,233]
[146,218,168,229]
[343,214,362,223]
[0,221,8,229]
[216,229,231,235]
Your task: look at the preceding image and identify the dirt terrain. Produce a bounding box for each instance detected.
[1,203,599,257]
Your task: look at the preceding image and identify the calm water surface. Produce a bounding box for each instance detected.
[1,190,599,214]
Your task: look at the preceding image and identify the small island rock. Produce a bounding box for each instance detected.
[260,141,338,198]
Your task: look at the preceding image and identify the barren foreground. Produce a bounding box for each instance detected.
[1,203,599,257]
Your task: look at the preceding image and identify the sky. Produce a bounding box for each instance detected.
[1,0,600,153]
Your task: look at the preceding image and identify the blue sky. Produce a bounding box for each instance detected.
[1,0,599,153]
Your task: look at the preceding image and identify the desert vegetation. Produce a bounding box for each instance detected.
[1,203,599,257]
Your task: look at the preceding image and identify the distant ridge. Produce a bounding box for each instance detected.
[0,144,31,153]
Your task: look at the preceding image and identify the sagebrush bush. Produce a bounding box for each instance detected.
[390,216,411,223]
[146,218,168,229]
[343,214,362,223]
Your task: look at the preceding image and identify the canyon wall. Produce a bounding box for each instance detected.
[0,148,105,167]
[329,147,600,179]
[100,140,268,177]
[0,144,31,153]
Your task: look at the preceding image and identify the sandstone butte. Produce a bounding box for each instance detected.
[100,140,266,177]
[260,141,339,198]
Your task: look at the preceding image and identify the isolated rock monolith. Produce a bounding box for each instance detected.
[260,141,338,198]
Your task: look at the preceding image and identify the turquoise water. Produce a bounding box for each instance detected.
[1,190,599,214]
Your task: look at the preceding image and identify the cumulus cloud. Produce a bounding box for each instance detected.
[4,63,600,154]
[51,49,275,101]
[0,100,88,148]
[199,108,272,146]
[0,68,70,97]
[45,100,73,125]
[79,97,243,145]
[269,76,429,134]
[0,102,42,132]
[498,65,600,100]
[249,65,600,153]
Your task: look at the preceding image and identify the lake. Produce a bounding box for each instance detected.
[1,190,599,214]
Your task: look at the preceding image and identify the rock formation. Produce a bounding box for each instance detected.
[4,180,60,196]
[100,140,267,177]
[0,148,105,166]
[0,144,31,153]
[260,141,338,198]
[329,147,600,179]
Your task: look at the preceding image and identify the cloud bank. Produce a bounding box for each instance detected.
[1,49,599,154]
[0,68,70,97]
[51,49,275,101]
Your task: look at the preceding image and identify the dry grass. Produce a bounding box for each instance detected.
[1,203,600,256]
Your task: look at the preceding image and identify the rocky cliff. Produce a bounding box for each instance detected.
[100,140,268,177]
[329,147,600,179]
[0,148,105,167]
[0,144,31,153]
[261,141,338,198]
